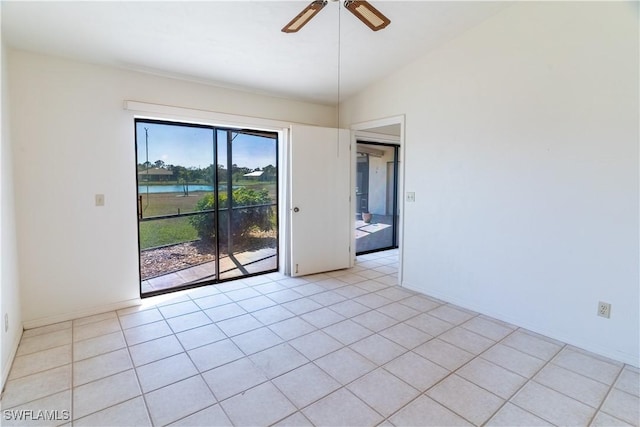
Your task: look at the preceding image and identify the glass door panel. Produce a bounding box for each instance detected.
[218,130,278,280]
[136,120,216,296]
[356,153,369,216]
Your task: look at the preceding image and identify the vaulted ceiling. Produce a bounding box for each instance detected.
[2,1,508,105]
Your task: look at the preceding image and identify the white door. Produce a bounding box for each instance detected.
[289,125,351,276]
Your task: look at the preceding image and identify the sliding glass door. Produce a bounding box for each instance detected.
[216,129,279,280]
[355,142,399,254]
[135,119,278,297]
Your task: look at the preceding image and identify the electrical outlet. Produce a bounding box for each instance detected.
[597,301,611,319]
[95,194,105,207]
[4,313,8,332]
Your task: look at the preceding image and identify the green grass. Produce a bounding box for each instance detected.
[139,217,198,250]
[137,182,277,250]
[139,193,205,218]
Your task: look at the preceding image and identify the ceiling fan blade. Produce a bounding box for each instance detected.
[282,0,328,33]
[344,0,390,31]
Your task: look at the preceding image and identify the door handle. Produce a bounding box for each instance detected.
[293,207,300,212]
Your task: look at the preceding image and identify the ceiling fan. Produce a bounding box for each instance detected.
[282,0,391,33]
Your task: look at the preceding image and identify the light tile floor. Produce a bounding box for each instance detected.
[2,249,638,426]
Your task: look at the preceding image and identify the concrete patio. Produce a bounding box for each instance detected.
[142,247,277,294]
[355,214,396,254]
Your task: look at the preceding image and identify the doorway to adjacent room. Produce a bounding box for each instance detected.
[355,142,399,255]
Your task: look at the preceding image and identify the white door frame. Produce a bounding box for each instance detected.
[350,115,405,285]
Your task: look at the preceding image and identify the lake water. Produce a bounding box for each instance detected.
[138,184,215,194]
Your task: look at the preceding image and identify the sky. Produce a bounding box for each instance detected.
[135,121,277,170]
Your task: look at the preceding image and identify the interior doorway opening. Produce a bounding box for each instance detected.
[355,141,399,255]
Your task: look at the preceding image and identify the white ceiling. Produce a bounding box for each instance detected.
[1,1,508,105]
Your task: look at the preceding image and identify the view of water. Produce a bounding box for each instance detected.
[138,184,215,194]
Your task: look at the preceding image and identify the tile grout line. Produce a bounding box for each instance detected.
[517,344,628,424]
[288,293,456,424]
[70,320,75,425]
[479,328,561,426]
[179,264,420,419]
[114,309,154,427]
[383,311,492,427]
[159,296,237,427]
[5,256,398,421]
[1,328,73,412]
[584,363,626,426]
[499,340,569,426]
[375,320,566,426]
[549,346,627,387]
[327,300,477,425]
[70,313,151,423]
[0,274,442,422]
[75,290,383,425]
[367,319,465,424]
[10,250,631,427]
[219,267,405,424]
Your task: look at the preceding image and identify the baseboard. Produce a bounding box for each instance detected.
[401,281,639,368]
[22,298,142,330]
[1,327,23,395]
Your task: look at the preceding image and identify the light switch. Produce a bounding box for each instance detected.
[95,194,105,207]
[406,192,415,203]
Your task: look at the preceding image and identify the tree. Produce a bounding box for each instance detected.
[217,164,227,183]
[260,164,277,182]
[189,188,273,244]
[200,164,215,184]
[231,164,252,182]
[190,167,200,184]
[172,166,192,196]
[154,160,165,169]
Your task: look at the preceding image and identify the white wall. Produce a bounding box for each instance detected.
[341,2,639,365]
[1,41,23,388]
[366,146,395,216]
[8,50,337,326]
